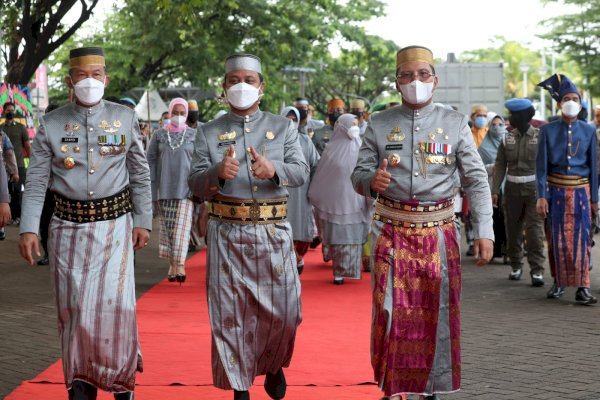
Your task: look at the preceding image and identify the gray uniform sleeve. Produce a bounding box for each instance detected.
[125,113,153,230]
[146,132,159,202]
[271,120,308,188]
[20,123,52,234]
[351,123,378,199]
[455,117,494,241]
[4,149,18,176]
[0,150,9,203]
[188,125,223,200]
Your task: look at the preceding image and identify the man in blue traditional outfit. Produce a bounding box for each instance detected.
[536,74,597,305]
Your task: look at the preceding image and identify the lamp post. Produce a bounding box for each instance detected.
[539,53,548,120]
[519,62,530,98]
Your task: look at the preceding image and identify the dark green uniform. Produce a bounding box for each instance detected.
[492,126,545,278]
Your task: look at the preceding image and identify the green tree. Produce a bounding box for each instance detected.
[46,0,386,117]
[540,0,600,98]
[0,0,100,83]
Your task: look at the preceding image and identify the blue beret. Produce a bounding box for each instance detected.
[505,98,533,112]
[537,73,580,102]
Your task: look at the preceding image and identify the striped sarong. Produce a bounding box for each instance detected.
[206,218,302,391]
[158,199,194,265]
[370,200,461,397]
[547,185,592,287]
[48,213,141,392]
[330,244,362,279]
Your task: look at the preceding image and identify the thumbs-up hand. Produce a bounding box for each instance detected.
[248,146,275,180]
[370,158,392,193]
[218,144,240,180]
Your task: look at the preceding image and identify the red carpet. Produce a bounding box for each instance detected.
[6,247,381,399]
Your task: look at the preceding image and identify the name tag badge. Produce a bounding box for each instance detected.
[61,137,78,143]
[385,144,403,150]
[218,140,237,147]
[528,138,538,145]
[506,136,516,145]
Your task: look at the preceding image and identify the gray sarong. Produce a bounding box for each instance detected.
[206,219,302,391]
[49,213,141,392]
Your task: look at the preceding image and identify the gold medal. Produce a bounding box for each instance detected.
[265,131,274,140]
[99,120,110,129]
[64,157,75,169]
[436,128,443,134]
[100,146,111,156]
[64,123,71,131]
[113,120,122,128]
[428,133,436,140]
[73,146,81,153]
[60,144,69,153]
[387,153,401,167]
[444,135,449,140]
[72,124,80,131]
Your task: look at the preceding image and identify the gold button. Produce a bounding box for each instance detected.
[567,156,571,160]
[253,185,258,192]
[89,127,93,131]
[90,169,95,174]
[245,128,251,133]
[89,191,94,196]
[414,172,419,177]
[415,126,420,131]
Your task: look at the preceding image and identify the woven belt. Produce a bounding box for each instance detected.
[208,196,287,224]
[54,188,133,223]
[374,196,455,228]
[547,173,589,189]
[506,174,536,183]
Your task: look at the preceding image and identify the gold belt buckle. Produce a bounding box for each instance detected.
[249,202,261,222]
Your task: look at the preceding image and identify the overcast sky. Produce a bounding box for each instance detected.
[362,0,576,59]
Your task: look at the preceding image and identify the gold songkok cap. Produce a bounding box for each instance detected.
[69,47,105,68]
[225,54,262,74]
[188,99,199,111]
[396,46,434,69]
[350,99,365,109]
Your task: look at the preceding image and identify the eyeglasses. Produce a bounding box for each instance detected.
[396,70,435,82]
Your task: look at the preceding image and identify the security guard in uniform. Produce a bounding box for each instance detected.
[492,98,545,286]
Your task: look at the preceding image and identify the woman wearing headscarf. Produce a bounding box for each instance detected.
[281,106,320,274]
[147,98,197,283]
[479,114,507,261]
[308,113,371,284]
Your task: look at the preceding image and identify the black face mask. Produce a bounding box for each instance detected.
[508,107,535,133]
[187,111,199,123]
[298,109,308,120]
[328,112,340,125]
[351,111,363,119]
[5,111,14,120]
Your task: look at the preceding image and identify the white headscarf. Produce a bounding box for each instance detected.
[280,106,300,127]
[308,113,368,223]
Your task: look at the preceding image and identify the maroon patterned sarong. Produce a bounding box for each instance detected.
[371,221,461,396]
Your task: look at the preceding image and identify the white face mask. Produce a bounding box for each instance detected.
[561,100,581,118]
[73,77,105,105]
[399,80,434,105]
[171,115,186,126]
[227,82,261,110]
[347,126,360,137]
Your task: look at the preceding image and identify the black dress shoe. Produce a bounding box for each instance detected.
[0,230,5,240]
[68,380,98,400]
[114,392,134,400]
[309,236,321,249]
[465,245,474,256]
[546,283,564,299]
[264,368,286,399]
[234,390,250,400]
[37,256,49,266]
[575,287,597,305]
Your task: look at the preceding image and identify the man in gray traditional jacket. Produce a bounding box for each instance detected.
[188,54,308,400]
[351,45,493,400]
[19,47,151,400]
